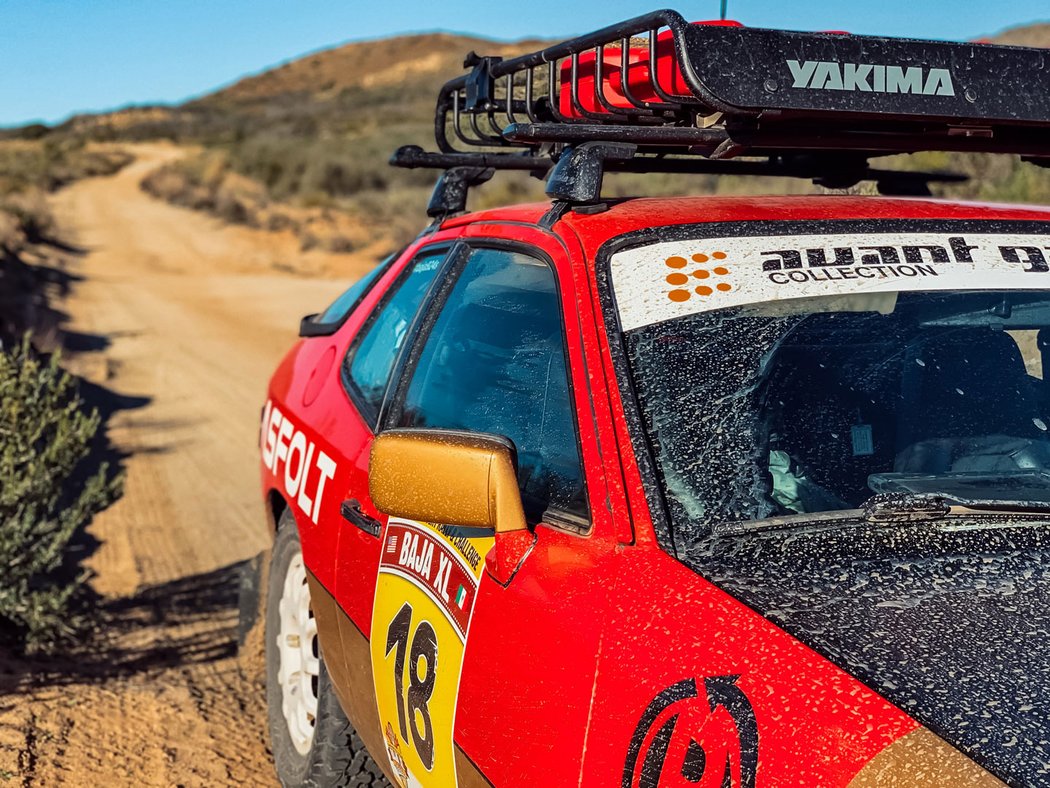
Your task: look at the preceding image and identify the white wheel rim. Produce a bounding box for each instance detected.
[276,549,319,756]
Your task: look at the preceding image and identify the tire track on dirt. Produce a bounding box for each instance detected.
[0,143,376,786]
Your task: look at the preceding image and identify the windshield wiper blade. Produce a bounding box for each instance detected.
[711,492,1050,538]
[862,491,1050,524]
[862,493,952,523]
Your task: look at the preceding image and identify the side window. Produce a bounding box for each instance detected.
[300,251,399,337]
[393,247,588,525]
[316,258,390,323]
[344,248,447,422]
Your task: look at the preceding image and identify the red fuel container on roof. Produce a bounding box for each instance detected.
[558,20,744,118]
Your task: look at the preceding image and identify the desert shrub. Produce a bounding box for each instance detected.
[871,152,1050,204]
[0,139,131,194]
[0,189,56,246]
[0,336,120,653]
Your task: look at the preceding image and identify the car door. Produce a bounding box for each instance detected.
[368,236,624,787]
[304,239,461,765]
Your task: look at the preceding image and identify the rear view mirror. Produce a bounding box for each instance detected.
[369,429,527,534]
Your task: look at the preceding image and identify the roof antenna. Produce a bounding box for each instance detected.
[720,0,728,20]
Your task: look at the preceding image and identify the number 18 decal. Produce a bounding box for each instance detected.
[370,519,494,787]
[386,603,437,769]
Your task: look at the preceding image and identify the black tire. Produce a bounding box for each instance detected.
[266,511,389,787]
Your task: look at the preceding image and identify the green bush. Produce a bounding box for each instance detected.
[0,336,120,653]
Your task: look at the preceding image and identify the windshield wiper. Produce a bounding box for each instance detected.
[862,493,952,523]
[862,491,1050,524]
[712,492,1050,538]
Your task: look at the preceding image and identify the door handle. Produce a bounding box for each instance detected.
[341,498,382,537]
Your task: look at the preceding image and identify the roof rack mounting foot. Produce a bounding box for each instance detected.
[545,142,638,204]
[539,200,572,230]
[426,166,494,222]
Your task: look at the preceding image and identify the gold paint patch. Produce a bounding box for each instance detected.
[847,728,1006,787]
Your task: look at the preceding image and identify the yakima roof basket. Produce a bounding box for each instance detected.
[391,9,1050,213]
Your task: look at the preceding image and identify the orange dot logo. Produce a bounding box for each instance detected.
[665,251,734,302]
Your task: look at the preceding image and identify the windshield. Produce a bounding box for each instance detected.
[626,291,1050,544]
[610,221,1050,550]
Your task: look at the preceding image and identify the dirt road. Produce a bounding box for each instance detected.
[0,144,376,785]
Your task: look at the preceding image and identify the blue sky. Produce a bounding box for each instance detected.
[1,0,1046,127]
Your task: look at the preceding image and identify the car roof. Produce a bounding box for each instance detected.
[443,195,1050,261]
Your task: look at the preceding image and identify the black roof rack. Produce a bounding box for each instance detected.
[391,9,1050,214]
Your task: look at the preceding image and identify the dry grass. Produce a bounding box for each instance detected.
[0,140,131,194]
[0,189,56,250]
[140,149,386,253]
[0,139,132,343]
[0,139,131,254]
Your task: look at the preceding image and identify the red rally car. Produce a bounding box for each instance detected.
[257,10,1050,787]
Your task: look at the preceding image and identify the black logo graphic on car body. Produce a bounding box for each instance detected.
[623,676,758,788]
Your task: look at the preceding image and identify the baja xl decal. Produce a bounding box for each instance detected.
[623,676,758,788]
[370,519,494,787]
[260,399,336,523]
[610,225,1050,331]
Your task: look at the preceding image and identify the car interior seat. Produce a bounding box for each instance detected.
[765,344,901,510]
[909,328,1041,443]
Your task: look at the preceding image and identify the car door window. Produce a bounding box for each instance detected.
[344,248,448,423]
[392,246,588,524]
[316,254,394,324]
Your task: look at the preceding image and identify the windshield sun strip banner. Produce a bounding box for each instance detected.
[610,221,1050,332]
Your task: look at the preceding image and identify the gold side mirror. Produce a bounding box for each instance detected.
[369,429,528,534]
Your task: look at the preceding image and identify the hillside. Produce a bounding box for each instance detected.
[61,32,543,144]
[988,22,1050,47]
[199,33,545,107]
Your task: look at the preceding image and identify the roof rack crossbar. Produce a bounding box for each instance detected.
[503,122,727,149]
[392,145,549,172]
[393,143,966,187]
[391,143,969,202]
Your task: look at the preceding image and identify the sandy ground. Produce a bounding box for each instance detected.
[0,144,377,785]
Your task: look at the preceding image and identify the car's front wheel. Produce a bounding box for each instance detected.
[265,510,387,787]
